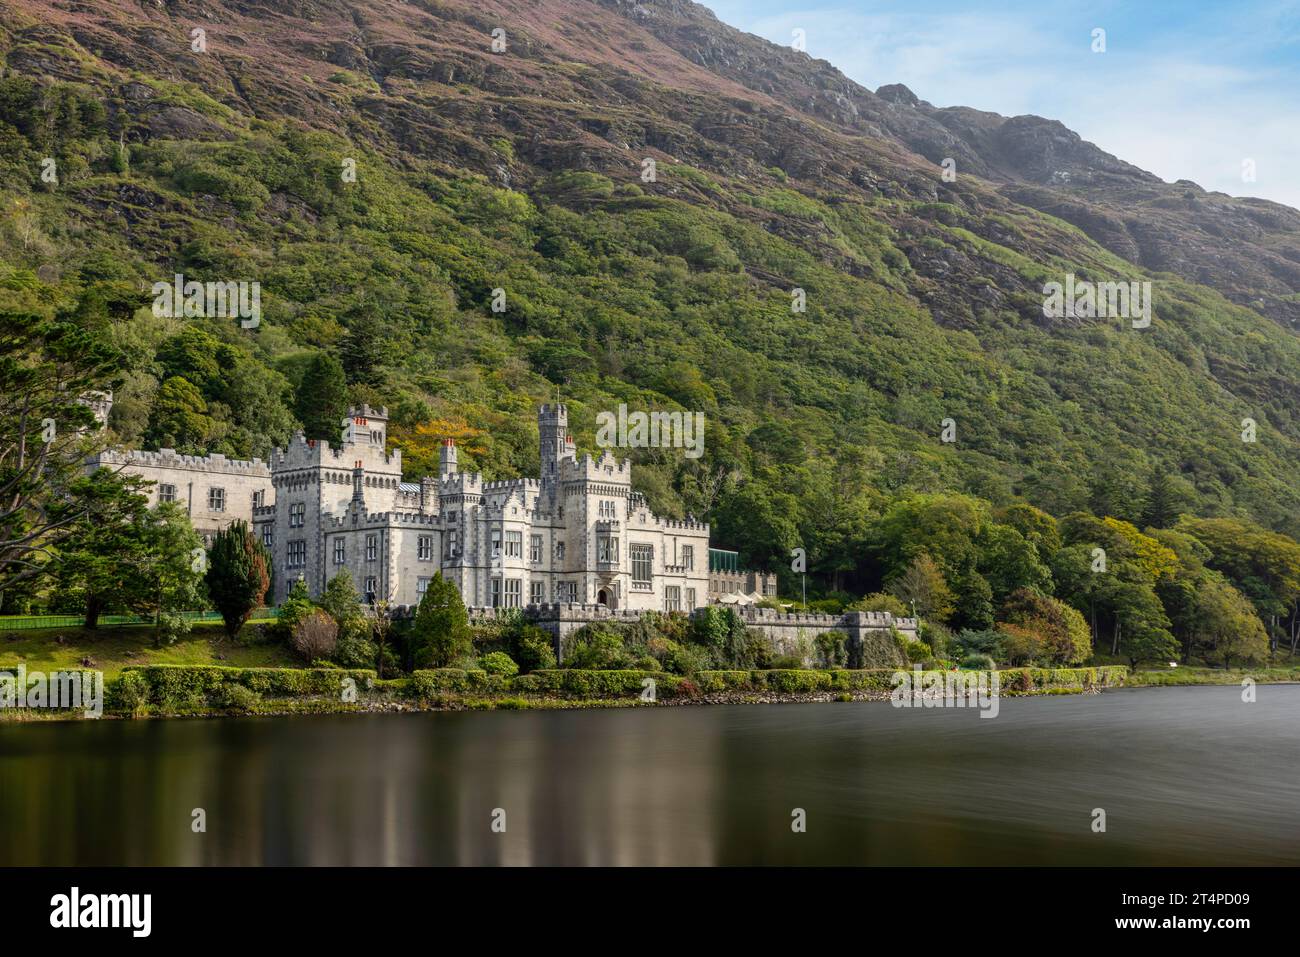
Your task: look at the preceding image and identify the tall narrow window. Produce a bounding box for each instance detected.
[631,544,653,584]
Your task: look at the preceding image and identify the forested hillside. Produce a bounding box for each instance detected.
[4,0,1300,664]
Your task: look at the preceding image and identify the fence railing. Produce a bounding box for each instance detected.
[0,608,279,631]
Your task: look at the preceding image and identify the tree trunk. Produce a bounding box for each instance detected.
[84,596,101,631]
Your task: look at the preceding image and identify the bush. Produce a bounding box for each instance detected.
[208,683,261,712]
[480,651,519,677]
[960,653,996,670]
[564,628,630,670]
[513,625,556,672]
[107,671,148,714]
[291,610,338,662]
[814,632,848,668]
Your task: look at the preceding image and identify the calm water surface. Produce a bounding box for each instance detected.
[2,685,1298,865]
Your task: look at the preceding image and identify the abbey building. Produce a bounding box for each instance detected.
[92,402,712,612]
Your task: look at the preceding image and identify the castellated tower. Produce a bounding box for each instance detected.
[538,403,575,489]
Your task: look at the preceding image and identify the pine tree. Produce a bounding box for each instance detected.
[1142,468,1186,529]
[411,571,472,667]
[295,352,350,441]
[205,519,271,637]
[340,306,386,386]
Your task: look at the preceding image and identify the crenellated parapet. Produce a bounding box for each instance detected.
[91,447,269,476]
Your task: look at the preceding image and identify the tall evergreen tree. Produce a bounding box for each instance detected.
[411,571,472,667]
[1142,468,1187,529]
[295,352,349,441]
[205,519,271,637]
[340,306,386,386]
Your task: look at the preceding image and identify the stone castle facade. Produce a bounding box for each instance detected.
[93,401,712,612]
[88,398,922,656]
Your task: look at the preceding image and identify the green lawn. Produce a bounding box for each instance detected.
[0,620,297,679]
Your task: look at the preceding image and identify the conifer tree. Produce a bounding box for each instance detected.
[411,571,472,667]
[205,519,271,637]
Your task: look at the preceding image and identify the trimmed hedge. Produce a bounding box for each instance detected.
[96,663,1131,716]
[114,665,377,713]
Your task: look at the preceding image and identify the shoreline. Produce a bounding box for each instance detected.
[5,662,1296,723]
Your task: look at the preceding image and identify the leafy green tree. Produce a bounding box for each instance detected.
[319,570,377,667]
[0,310,120,592]
[411,571,472,667]
[51,469,156,628]
[147,376,222,451]
[141,503,207,646]
[1190,577,1269,667]
[886,553,954,620]
[999,587,1092,664]
[205,519,271,637]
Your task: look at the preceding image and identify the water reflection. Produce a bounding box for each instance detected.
[2,686,1298,865]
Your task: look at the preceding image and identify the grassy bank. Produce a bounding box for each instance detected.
[1124,666,1300,687]
[0,663,1130,721]
[0,620,294,680]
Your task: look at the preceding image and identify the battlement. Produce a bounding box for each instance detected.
[272,432,402,472]
[654,516,709,533]
[483,478,542,492]
[326,509,439,529]
[562,450,632,484]
[90,447,269,475]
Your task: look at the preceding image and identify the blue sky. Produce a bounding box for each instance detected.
[703,0,1300,210]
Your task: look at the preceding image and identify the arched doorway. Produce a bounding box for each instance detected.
[596,589,609,607]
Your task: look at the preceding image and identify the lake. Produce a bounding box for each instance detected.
[2,685,1297,865]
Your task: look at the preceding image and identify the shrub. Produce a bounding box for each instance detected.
[814,632,848,668]
[480,651,519,677]
[960,653,996,670]
[208,683,261,712]
[900,639,933,664]
[273,579,315,642]
[291,610,338,663]
[513,625,556,672]
[564,628,629,670]
[107,671,148,714]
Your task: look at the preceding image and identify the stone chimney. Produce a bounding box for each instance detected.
[439,437,458,479]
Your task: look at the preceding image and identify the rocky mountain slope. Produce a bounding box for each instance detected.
[3,0,1300,560]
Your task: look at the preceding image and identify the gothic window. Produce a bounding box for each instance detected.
[664,586,681,612]
[631,544,653,584]
[597,536,618,563]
